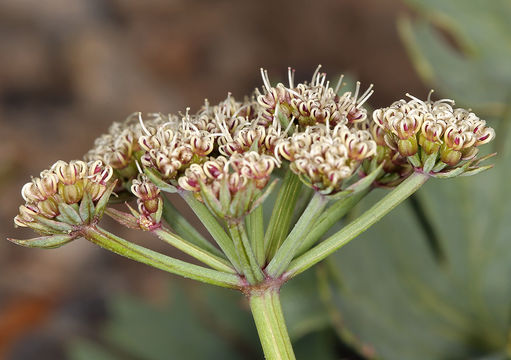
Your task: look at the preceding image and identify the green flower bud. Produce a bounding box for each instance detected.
[440,145,462,166]
[397,137,418,157]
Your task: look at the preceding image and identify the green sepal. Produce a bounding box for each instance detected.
[18,218,62,235]
[433,165,465,178]
[422,151,438,174]
[105,208,140,230]
[144,167,178,193]
[432,161,448,173]
[79,192,94,223]
[199,181,223,218]
[57,203,83,225]
[433,154,489,179]
[154,197,163,223]
[407,153,422,167]
[33,215,75,233]
[459,164,495,177]
[471,152,497,167]
[8,234,75,249]
[94,181,117,219]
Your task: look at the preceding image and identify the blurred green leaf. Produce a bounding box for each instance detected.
[398,0,511,115]
[292,329,341,360]
[102,285,245,360]
[281,269,332,340]
[69,340,119,360]
[324,114,511,358]
[67,273,335,360]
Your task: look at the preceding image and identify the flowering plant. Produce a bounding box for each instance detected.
[10,66,495,359]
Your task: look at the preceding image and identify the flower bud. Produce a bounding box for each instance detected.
[440,145,462,166]
[397,137,418,157]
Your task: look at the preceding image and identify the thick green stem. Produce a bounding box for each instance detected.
[161,195,224,257]
[295,189,370,256]
[285,172,429,278]
[82,226,241,289]
[246,205,265,266]
[182,192,243,273]
[229,222,265,284]
[266,192,328,278]
[249,289,296,360]
[153,227,236,274]
[264,170,302,260]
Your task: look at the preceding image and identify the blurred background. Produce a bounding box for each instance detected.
[1,0,510,359]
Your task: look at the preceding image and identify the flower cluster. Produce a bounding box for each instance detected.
[179,151,276,220]
[84,114,164,182]
[130,175,163,230]
[18,67,497,230]
[373,93,495,176]
[13,161,115,247]
[276,124,376,194]
[257,66,373,129]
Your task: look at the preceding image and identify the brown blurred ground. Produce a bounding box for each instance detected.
[0,0,426,358]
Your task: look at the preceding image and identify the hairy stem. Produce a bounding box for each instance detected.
[285,172,429,278]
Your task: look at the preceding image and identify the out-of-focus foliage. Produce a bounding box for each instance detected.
[324,143,511,358]
[322,2,511,358]
[398,0,511,116]
[68,273,338,360]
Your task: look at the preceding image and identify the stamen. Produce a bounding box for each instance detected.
[135,160,144,174]
[260,68,272,93]
[427,89,434,102]
[334,74,345,94]
[288,67,295,88]
[138,112,151,136]
[353,82,361,102]
[311,65,322,84]
[405,93,426,107]
[283,116,296,135]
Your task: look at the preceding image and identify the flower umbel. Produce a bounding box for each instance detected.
[12,160,115,248]
[373,92,496,177]
[179,151,277,221]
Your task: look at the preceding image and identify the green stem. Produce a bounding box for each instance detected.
[266,192,328,278]
[161,195,224,257]
[249,289,296,360]
[295,189,370,256]
[82,226,241,289]
[264,170,302,260]
[246,205,265,266]
[153,227,236,274]
[229,222,265,284]
[182,192,243,273]
[285,172,429,278]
